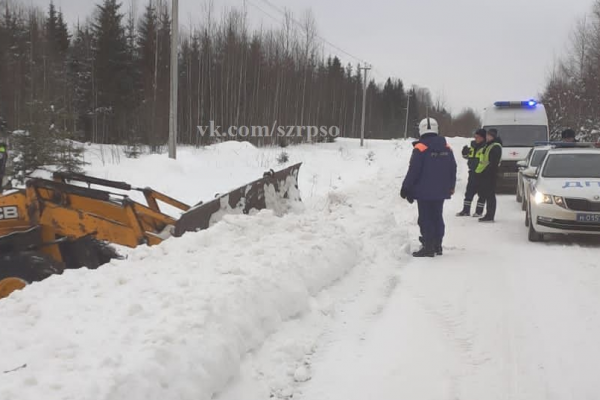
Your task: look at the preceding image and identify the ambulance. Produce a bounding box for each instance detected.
[482,100,549,192]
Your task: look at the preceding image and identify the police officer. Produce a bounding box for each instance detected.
[457,129,486,216]
[0,142,7,192]
[561,129,577,143]
[401,118,457,257]
[475,129,502,222]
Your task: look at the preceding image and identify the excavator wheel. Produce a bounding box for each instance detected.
[0,252,64,299]
[60,237,121,270]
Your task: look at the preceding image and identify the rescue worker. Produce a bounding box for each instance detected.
[401,118,457,257]
[0,142,7,192]
[475,129,502,222]
[561,129,577,143]
[456,129,486,216]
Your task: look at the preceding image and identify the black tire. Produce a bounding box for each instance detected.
[524,201,529,227]
[527,207,544,242]
[60,237,121,270]
[0,251,64,283]
[522,197,527,211]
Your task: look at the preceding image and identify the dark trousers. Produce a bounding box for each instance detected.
[478,175,497,219]
[417,199,446,247]
[462,171,484,213]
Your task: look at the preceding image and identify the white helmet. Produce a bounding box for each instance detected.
[419,118,439,136]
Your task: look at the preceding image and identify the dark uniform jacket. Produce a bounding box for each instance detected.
[402,133,457,201]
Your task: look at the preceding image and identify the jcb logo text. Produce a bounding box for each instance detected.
[0,206,19,220]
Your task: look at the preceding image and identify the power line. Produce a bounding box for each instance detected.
[371,66,389,82]
[250,0,369,65]
[245,0,281,25]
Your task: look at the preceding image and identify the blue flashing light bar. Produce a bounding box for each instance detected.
[494,100,539,108]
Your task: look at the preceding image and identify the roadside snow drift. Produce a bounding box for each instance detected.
[0,209,359,400]
[0,138,412,400]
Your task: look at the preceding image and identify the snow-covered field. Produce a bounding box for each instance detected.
[2,138,600,400]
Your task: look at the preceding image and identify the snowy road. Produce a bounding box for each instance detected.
[298,193,600,400]
[2,139,600,400]
[221,139,600,400]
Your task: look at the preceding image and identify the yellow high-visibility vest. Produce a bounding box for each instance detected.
[475,142,501,174]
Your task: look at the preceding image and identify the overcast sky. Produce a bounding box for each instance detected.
[31,0,595,114]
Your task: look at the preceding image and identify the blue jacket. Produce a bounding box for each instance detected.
[402,133,457,200]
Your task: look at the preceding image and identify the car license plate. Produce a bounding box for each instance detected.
[504,172,518,178]
[576,213,600,223]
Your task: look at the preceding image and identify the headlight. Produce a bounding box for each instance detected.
[553,196,566,208]
[534,191,553,205]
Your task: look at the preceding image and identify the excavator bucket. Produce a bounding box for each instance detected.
[174,162,302,237]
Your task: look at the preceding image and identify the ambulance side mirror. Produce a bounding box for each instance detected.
[523,167,538,179]
[517,160,528,169]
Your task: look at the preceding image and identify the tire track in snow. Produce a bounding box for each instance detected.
[216,164,412,400]
[298,140,600,400]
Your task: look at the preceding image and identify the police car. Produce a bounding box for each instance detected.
[516,144,551,209]
[524,143,600,242]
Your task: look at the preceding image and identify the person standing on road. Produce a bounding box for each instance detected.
[401,118,457,258]
[475,129,503,222]
[457,129,487,217]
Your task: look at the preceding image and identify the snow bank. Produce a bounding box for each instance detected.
[82,138,404,208]
[0,208,360,400]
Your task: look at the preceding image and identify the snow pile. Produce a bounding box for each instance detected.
[0,208,359,400]
[82,139,402,208]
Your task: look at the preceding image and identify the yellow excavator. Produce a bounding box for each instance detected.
[0,164,302,299]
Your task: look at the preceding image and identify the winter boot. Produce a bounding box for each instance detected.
[457,201,471,217]
[412,244,435,258]
[473,202,485,218]
[434,242,443,256]
[478,215,494,223]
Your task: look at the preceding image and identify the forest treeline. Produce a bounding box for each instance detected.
[542,0,600,141]
[0,0,480,154]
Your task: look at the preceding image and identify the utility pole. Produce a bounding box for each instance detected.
[359,64,371,147]
[403,92,411,139]
[168,0,179,159]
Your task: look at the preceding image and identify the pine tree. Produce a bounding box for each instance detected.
[137,3,160,147]
[69,24,94,141]
[92,0,129,143]
[55,10,70,55]
[9,102,85,184]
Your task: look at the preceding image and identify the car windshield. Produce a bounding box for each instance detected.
[542,153,600,178]
[484,125,548,147]
[530,150,548,167]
